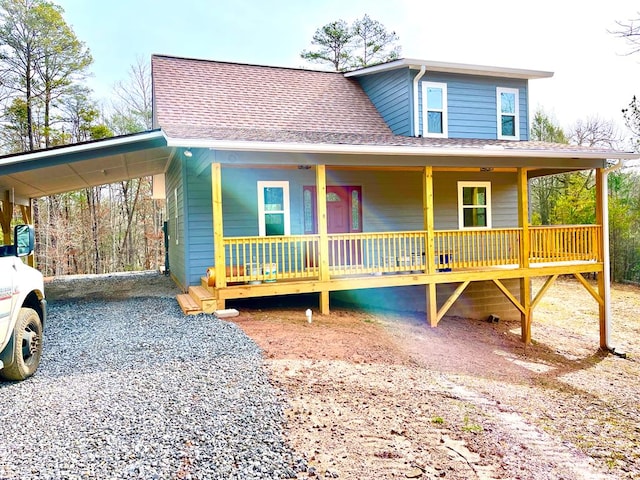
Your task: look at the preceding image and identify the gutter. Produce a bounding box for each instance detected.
[164,137,640,161]
[601,159,627,356]
[413,66,426,137]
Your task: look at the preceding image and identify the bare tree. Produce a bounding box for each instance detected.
[110,56,152,133]
[611,13,640,55]
[569,116,622,148]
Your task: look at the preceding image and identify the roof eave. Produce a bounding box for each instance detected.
[0,130,168,168]
[164,137,637,161]
[344,58,554,80]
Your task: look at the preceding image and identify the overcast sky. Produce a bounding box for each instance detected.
[57,0,640,141]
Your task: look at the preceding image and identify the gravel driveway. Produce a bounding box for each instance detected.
[0,294,301,479]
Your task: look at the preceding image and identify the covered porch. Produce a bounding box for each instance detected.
[180,163,609,345]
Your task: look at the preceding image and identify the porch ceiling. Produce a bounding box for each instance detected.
[0,131,172,201]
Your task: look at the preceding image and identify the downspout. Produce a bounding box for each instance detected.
[601,158,626,354]
[413,66,426,137]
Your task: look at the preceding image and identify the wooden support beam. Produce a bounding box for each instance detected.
[530,274,558,310]
[319,291,330,315]
[573,272,604,306]
[316,165,330,314]
[492,278,525,314]
[520,277,532,344]
[211,163,227,289]
[426,283,438,327]
[435,281,470,325]
[0,191,13,244]
[517,168,530,269]
[20,202,32,225]
[595,168,608,349]
[423,166,435,274]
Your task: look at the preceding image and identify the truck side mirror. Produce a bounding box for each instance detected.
[14,224,34,257]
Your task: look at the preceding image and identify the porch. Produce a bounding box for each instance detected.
[177,163,608,345]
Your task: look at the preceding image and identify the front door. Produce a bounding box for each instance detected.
[303,186,362,266]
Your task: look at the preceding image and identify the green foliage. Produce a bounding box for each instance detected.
[530,110,567,143]
[301,20,354,71]
[0,0,93,151]
[301,14,401,71]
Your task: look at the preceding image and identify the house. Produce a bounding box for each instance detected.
[0,54,637,348]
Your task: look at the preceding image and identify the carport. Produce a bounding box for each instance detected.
[0,130,172,245]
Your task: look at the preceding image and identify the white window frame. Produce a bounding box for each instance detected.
[496,87,520,140]
[422,81,448,138]
[257,181,290,236]
[457,181,492,229]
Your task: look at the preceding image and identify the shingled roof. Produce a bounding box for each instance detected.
[152,55,392,138]
[151,55,637,161]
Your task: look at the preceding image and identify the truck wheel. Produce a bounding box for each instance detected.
[0,308,43,381]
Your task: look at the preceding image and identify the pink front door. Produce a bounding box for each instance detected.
[304,186,362,267]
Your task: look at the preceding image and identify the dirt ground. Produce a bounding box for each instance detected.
[229,278,640,480]
[46,273,640,479]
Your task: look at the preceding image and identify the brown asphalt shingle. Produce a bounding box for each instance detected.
[152,55,392,136]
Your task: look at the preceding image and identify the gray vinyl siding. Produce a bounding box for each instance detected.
[412,71,529,140]
[432,171,518,229]
[357,68,412,135]
[165,156,186,290]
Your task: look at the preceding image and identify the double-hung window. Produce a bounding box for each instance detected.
[458,181,491,229]
[497,87,519,140]
[422,82,448,137]
[257,181,290,236]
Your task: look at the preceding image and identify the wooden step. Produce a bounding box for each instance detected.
[188,286,218,314]
[177,293,202,315]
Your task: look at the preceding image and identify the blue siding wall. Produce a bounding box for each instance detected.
[181,165,519,287]
[165,156,186,289]
[357,68,412,135]
[414,71,529,140]
[184,159,214,286]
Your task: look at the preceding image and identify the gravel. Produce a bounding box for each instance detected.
[0,295,303,479]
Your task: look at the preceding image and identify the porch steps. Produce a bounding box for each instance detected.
[177,286,218,315]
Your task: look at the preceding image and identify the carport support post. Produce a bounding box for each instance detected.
[316,164,330,315]
[0,190,13,244]
[517,167,532,343]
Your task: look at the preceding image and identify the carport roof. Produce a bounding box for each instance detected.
[0,130,172,201]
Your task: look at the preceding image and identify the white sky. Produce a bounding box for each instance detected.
[57,0,640,142]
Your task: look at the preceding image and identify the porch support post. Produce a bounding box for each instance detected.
[316,165,330,314]
[595,167,608,350]
[426,283,438,327]
[422,166,435,275]
[517,167,532,343]
[211,163,227,296]
[0,190,13,244]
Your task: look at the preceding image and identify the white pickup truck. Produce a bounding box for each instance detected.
[0,225,46,381]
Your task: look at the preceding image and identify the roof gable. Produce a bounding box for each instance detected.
[152,55,392,136]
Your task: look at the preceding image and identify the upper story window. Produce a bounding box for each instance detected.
[458,181,492,229]
[257,181,290,236]
[497,87,519,140]
[422,82,448,138]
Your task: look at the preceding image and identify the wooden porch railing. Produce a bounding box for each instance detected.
[529,225,601,263]
[224,235,320,283]
[220,225,601,283]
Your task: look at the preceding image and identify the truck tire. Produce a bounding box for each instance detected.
[0,308,43,381]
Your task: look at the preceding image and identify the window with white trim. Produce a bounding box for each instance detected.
[497,87,519,140]
[257,181,290,236]
[458,181,491,229]
[422,82,448,137]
